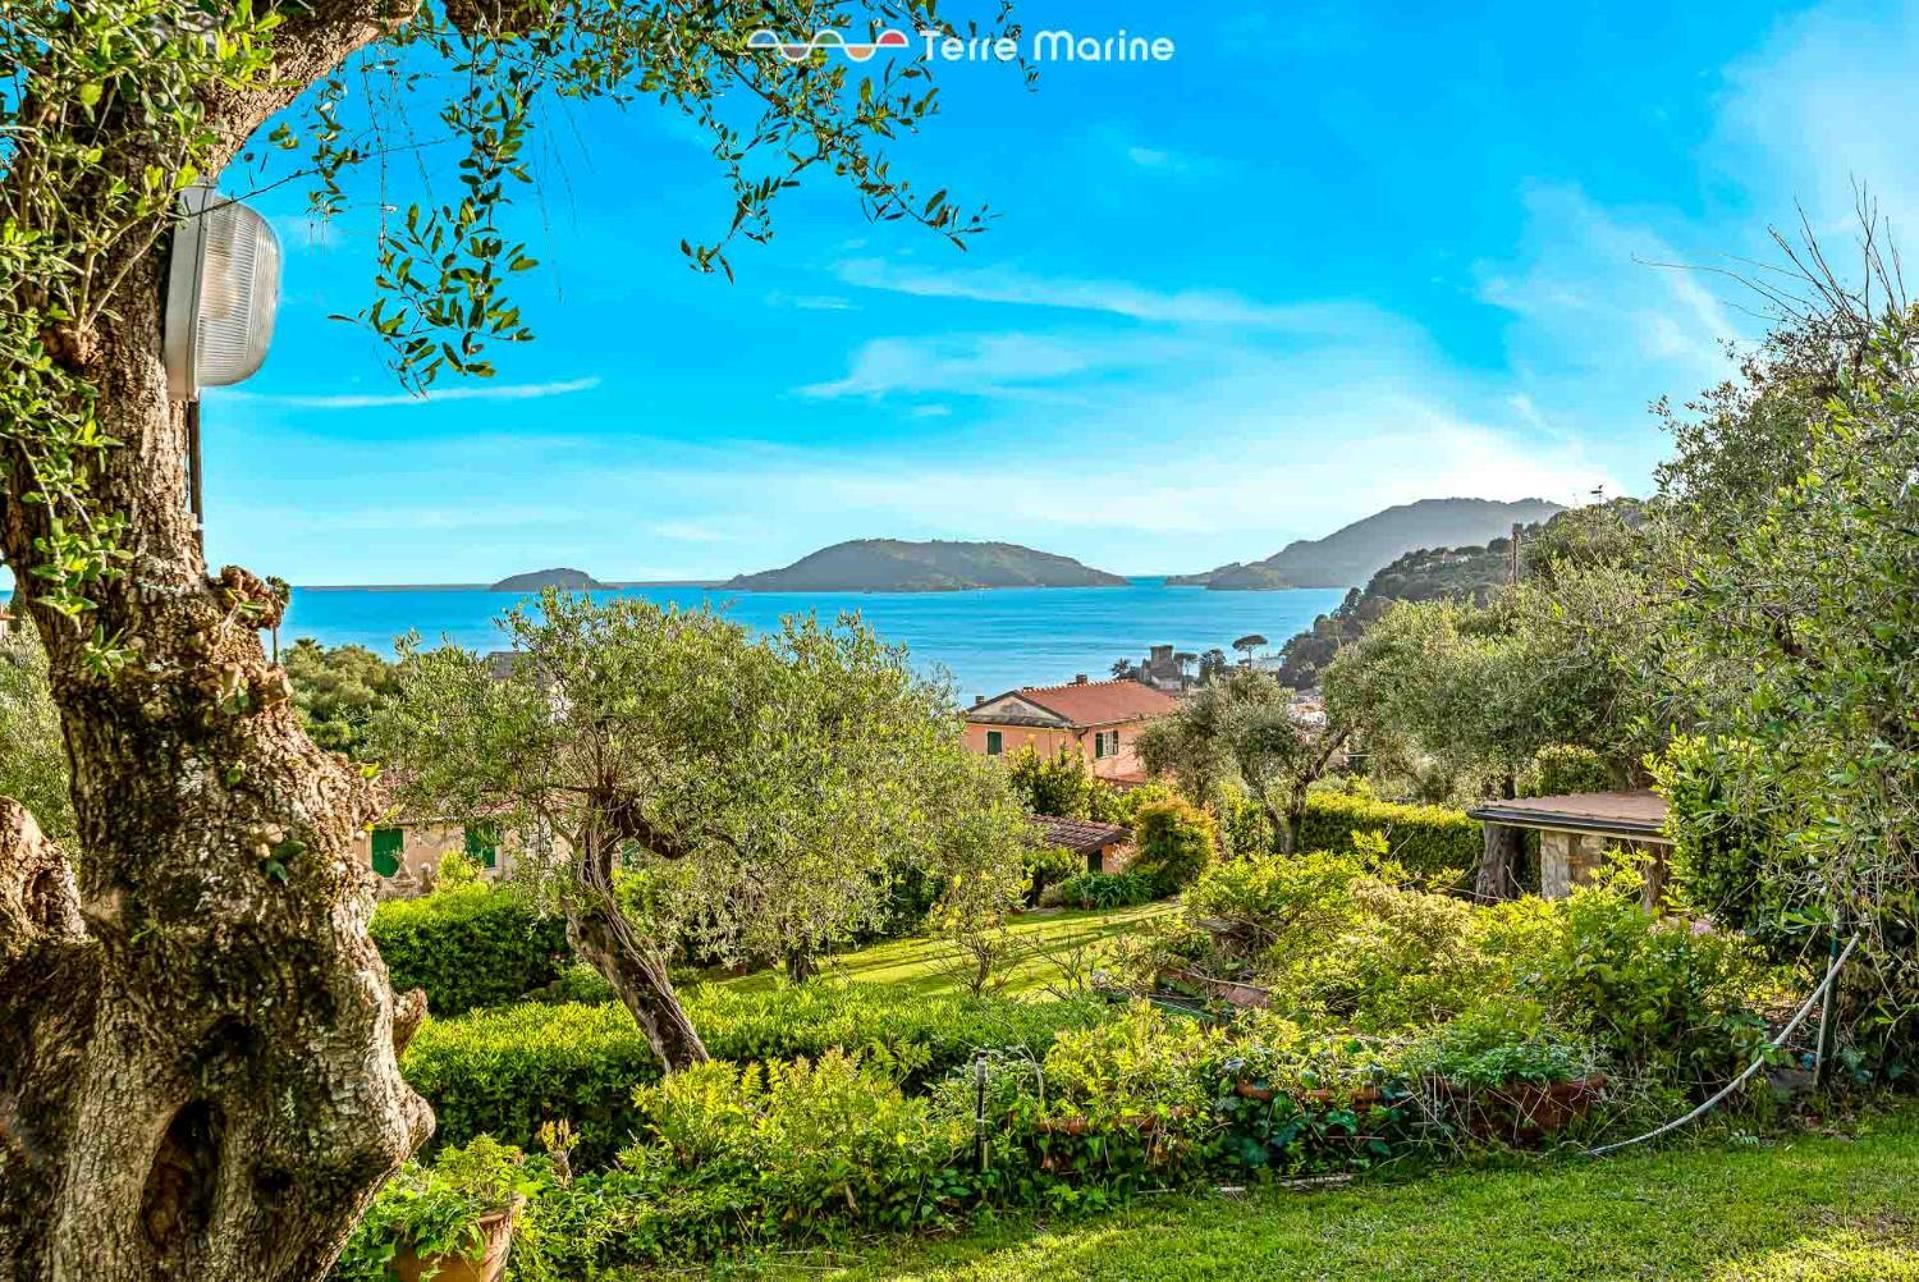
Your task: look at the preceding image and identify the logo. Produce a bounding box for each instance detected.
[744,28,912,63]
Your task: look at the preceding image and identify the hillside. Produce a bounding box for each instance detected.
[489,567,606,592]
[1169,497,1565,590]
[725,540,1130,592]
[1269,500,1643,688]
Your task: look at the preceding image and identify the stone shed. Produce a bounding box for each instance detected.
[1467,790,1671,905]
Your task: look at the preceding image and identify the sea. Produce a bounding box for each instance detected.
[277,579,1346,700]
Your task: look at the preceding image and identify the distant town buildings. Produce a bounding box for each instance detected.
[964,675,1180,784]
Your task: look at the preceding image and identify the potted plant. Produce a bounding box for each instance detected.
[336,1138,540,1282]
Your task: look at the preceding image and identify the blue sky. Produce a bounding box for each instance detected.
[190,0,1919,584]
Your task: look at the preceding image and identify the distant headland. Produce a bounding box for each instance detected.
[726,539,1129,593]
[487,567,608,592]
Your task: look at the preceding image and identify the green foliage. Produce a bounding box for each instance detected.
[1136,669,1346,852]
[404,985,1112,1164]
[1521,743,1617,797]
[1323,570,1663,798]
[377,595,1029,984]
[619,1052,973,1250]
[1295,792,1481,882]
[1046,871,1157,911]
[1533,871,1781,1084]
[0,628,72,842]
[1658,303,1919,1071]
[1129,798,1218,895]
[1005,746,1120,822]
[282,639,398,760]
[370,882,570,1017]
[333,1137,541,1282]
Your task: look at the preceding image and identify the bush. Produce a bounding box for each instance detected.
[1521,743,1616,797]
[622,1053,973,1252]
[1296,793,1480,882]
[333,1137,545,1282]
[1130,798,1217,894]
[1046,870,1156,910]
[405,983,1113,1163]
[371,883,570,1016]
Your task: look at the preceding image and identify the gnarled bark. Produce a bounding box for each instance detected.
[565,834,708,1070]
[0,6,433,1278]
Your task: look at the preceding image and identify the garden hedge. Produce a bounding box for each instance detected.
[370,883,571,1016]
[1299,793,1482,881]
[403,984,1114,1164]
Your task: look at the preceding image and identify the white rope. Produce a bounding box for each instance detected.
[1585,932,1860,1158]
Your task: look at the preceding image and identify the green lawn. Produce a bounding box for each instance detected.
[708,903,1173,999]
[701,1111,1919,1280]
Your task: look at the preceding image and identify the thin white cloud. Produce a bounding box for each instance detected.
[834,258,1390,332]
[215,376,602,410]
[1476,185,1743,386]
[796,332,1188,399]
[766,292,856,311]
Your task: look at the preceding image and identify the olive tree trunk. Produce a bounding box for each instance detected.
[565,832,708,1070]
[0,6,433,1279]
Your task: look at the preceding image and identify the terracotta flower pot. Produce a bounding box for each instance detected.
[390,1204,516,1282]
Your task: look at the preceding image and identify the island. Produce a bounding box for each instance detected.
[725,539,1130,592]
[1168,497,1565,590]
[489,567,607,592]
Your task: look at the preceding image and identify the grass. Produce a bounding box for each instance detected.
[706,902,1173,999]
[698,1110,1919,1281]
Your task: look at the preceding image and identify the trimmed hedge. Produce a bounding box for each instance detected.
[370,884,570,1017]
[403,984,1113,1165]
[1298,793,1481,881]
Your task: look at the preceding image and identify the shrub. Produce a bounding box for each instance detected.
[1296,793,1480,882]
[333,1137,546,1282]
[1130,798,1217,894]
[1046,870,1156,910]
[1528,871,1785,1084]
[1006,745,1121,822]
[1521,743,1616,798]
[617,1052,974,1254]
[371,882,571,1016]
[405,983,1113,1163]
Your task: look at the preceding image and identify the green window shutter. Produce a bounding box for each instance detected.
[464,822,499,869]
[370,827,404,877]
[986,730,1003,756]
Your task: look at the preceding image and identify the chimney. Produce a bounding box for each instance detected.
[973,694,986,707]
[1073,673,1088,685]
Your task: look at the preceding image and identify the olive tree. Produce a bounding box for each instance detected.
[374,592,1028,1064]
[0,2,1005,1275]
[1322,568,1664,898]
[1136,668,1348,855]
[1654,227,1919,1067]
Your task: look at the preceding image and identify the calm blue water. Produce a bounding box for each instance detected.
[279,579,1344,698]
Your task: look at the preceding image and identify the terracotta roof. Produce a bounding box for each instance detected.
[1467,790,1670,842]
[969,678,1180,728]
[1029,814,1131,853]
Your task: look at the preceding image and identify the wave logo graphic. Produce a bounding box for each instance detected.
[743,28,912,62]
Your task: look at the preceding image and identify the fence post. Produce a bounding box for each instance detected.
[975,1051,990,1175]
[1813,932,1841,1086]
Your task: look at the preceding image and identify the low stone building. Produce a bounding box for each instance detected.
[1030,813,1134,874]
[1467,790,1672,906]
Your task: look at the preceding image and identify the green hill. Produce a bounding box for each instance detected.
[726,540,1129,592]
[1268,499,1643,688]
[1169,497,1565,590]
[489,567,605,592]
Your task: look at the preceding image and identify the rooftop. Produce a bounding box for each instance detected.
[1029,814,1132,853]
[967,677,1180,728]
[1467,790,1670,842]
